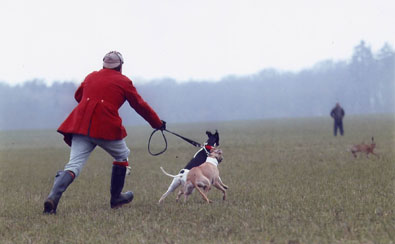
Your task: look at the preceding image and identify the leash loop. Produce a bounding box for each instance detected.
[148,129,168,156]
[148,129,202,156]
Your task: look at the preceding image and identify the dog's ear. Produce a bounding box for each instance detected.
[206,131,212,137]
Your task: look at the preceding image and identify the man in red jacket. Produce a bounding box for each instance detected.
[44,51,166,214]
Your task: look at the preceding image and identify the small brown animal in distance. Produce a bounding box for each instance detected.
[350,137,378,158]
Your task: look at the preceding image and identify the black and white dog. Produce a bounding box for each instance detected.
[158,130,219,203]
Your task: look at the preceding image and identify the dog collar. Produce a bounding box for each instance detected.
[205,145,213,151]
[202,144,212,156]
[206,157,218,167]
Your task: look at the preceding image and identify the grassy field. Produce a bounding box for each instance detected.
[0,115,394,243]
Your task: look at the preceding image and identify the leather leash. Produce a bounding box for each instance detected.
[148,128,202,156]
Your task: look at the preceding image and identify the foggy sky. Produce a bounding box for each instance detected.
[1,0,394,85]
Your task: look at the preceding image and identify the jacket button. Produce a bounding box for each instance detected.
[101,100,104,103]
[87,98,90,101]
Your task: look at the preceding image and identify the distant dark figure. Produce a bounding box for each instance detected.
[330,103,345,136]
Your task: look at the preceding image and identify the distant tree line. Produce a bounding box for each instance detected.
[0,41,393,130]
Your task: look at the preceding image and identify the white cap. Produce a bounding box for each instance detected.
[103,51,124,69]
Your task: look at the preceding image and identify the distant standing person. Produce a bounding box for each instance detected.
[43,51,166,214]
[330,103,345,136]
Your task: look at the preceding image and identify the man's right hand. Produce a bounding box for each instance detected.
[159,120,166,131]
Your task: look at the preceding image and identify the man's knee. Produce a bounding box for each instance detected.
[117,147,130,161]
[100,139,130,161]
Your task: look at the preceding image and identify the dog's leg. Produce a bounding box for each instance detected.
[181,183,194,203]
[183,192,192,203]
[176,189,183,202]
[213,181,227,200]
[193,181,211,203]
[201,184,212,202]
[204,185,211,193]
[158,177,181,204]
[218,176,228,190]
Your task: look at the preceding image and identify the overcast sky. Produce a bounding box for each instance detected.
[1,0,394,85]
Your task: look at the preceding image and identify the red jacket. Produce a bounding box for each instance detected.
[58,69,162,146]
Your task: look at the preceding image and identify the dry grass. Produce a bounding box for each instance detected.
[0,115,394,243]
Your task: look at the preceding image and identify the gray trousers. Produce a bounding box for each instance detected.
[64,134,130,178]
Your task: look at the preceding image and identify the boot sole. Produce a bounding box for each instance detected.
[111,204,125,209]
[111,194,134,209]
[111,199,133,209]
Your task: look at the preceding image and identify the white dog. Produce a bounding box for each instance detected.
[158,167,190,203]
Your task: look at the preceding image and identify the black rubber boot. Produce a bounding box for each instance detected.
[43,171,74,214]
[110,165,134,208]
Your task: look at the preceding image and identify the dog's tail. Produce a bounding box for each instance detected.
[160,166,178,178]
